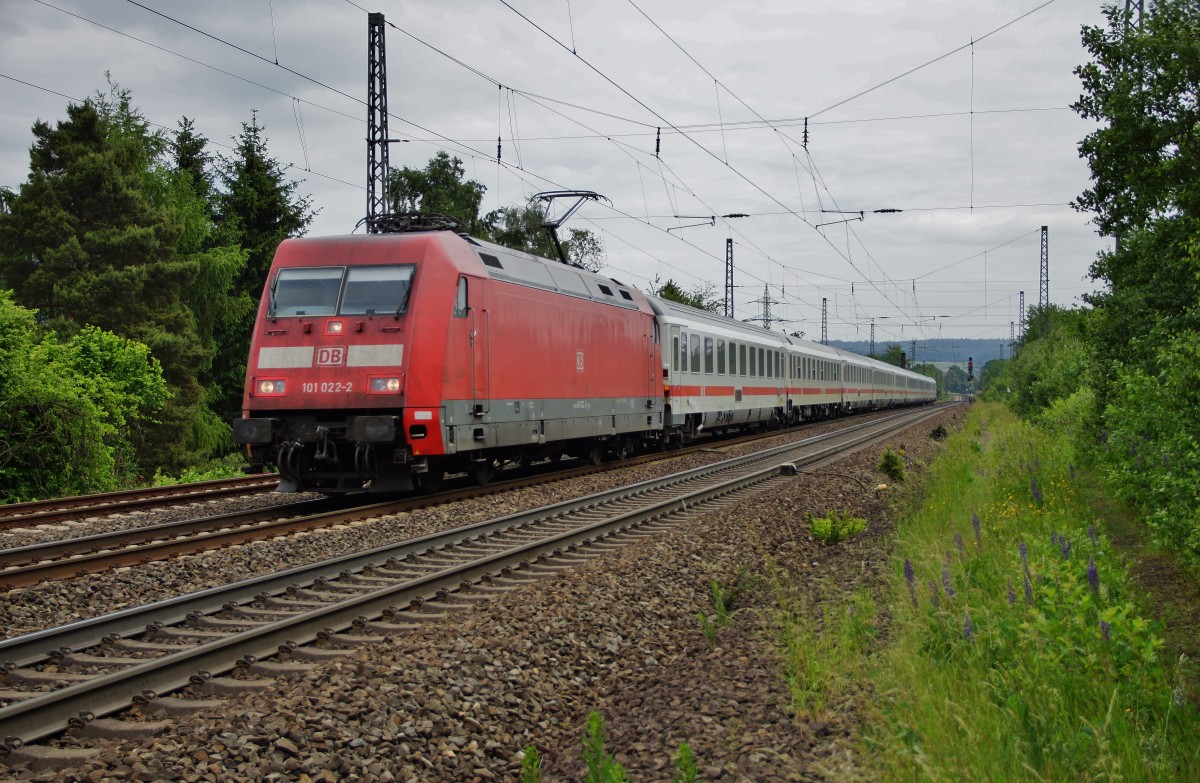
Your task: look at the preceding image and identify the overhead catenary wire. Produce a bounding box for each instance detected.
[18,0,1057,337]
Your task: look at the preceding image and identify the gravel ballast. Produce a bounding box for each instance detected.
[0,406,962,781]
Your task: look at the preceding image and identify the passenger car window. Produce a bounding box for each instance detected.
[717,339,726,375]
[690,334,701,373]
[740,344,747,376]
[704,337,714,374]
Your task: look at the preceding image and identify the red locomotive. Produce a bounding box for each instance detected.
[233,224,663,492]
[234,222,935,494]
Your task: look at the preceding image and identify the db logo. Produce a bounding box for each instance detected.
[576,350,585,372]
[316,346,346,367]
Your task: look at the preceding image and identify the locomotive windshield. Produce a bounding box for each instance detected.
[271,267,342,316]
[340,265,415,315]
[269,264,416,317]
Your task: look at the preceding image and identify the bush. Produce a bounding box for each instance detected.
[0,292,168,501]
[810,511,867,545]
[879,447,907,483]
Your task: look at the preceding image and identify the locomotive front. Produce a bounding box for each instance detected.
[233,233,458,493]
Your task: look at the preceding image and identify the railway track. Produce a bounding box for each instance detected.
[0,407,938,589]
[0,404,946,755]
[0,475,282,531]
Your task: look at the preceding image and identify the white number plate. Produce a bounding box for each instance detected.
[301,382,354,393]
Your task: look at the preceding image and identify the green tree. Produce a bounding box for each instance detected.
[388,151,487,233]
[484,202,558,258]
[390,152,606,270]
[0,292,168,501]
[944,365,969,394]
[211,113,314,421]
[650,275,721,313]
[0,83,215,473]
[1069,2,1200,558]
[1074,0,1200,391]
[1074,0,1200,237]
[878,343,905,367]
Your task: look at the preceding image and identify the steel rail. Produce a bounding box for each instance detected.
[0,405,940,668]
[0,405,945,587]
[0,476,282,529]
[0,405,947,749]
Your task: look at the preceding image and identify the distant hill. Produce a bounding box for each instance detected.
[826,338,1010,366]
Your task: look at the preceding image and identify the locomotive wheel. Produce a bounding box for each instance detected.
[586,444,604,465]
[417,467,444,494]
[469,459,497,485]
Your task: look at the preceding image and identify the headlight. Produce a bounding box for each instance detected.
[255,378,287,396]
[369,377,402,393]
[325,320,344,335]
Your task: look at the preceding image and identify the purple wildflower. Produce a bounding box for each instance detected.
[929,581,941,609]
[1088,525,1097,547]
[1006,581,1017,605]
[1069,463,1076,482]
[972,512,982,547]
[941,564,956,599]
[1018,541,1028,564]
[955,532,965,560]
[1088,556,1099,593]
[1031,476,1043,503]
[963,612,975,642]
[904,559,918,607]
[1100,620,1112,642]
[1060,536,1071,560]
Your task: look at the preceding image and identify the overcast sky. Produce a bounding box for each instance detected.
[1,0,1113,348]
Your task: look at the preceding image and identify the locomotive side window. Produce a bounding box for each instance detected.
[271,267,343,316]
[704,337,714,374]
[690,334,701,373]
[341,265,416,316]
[453,277,468,318]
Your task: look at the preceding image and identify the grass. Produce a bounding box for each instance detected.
[861,402,1200,780]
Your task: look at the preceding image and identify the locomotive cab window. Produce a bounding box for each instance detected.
[271,267,343,316]
[453,277,468,318]
[341,265,416,316]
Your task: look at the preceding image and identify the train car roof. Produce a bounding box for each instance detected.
[463,235,651,313]
[645,295,793,345]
